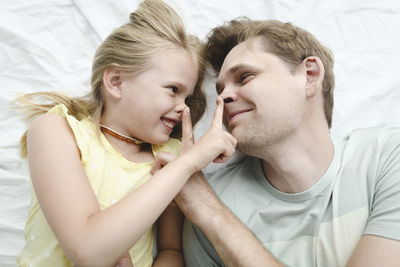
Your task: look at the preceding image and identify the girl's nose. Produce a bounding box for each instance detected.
[174,101,187,114]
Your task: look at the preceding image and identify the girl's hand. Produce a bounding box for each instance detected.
[150,96,237,175]
[182,96,237,172]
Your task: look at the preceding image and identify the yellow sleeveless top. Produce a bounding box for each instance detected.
[17,104,181,267]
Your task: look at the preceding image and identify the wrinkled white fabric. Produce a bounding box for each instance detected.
[1,0,400,266]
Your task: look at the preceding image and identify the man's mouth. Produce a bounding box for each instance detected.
[227,109,253,124]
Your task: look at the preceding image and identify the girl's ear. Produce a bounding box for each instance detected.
[303,56,325,97]
[103,65,123,99]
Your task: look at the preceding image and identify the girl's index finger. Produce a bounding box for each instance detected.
[211,96,224,128]
[181,106,194,152]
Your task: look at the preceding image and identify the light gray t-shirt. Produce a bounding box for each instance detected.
[183,126,400,267]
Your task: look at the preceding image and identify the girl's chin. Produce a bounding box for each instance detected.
[149,135,170,145]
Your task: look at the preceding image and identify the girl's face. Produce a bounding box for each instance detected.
[116,47,198,145]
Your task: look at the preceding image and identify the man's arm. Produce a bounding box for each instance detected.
[175,171,282,267]
[174,97,282,266]
[347,128,400,266]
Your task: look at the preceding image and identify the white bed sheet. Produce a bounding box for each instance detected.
[1,0,400,266]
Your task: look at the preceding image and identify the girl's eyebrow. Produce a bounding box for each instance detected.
[165,81,185,89]
[166,81,194,97]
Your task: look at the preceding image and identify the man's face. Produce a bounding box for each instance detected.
[216,37,307,155]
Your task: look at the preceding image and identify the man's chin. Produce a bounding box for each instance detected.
[236,142,257,156]
[229,127,241,139]
[233,134,250,151]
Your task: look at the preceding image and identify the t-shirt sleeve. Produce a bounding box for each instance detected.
[364,126,400,241]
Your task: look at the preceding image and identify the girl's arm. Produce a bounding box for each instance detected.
[152,205,184,267]
[28,114,192,267]
[27,98,235,267]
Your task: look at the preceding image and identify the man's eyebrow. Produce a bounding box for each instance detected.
[227,63,255,76]
[215,63,255,92]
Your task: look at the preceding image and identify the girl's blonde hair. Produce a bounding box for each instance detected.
[16,0,207,158]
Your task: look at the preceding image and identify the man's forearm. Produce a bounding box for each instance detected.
[176,172,283,267]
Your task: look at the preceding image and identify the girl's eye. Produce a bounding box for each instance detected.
[168,86,179,93]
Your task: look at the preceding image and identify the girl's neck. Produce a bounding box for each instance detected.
[101,126,154,163]
[100,124,143,144]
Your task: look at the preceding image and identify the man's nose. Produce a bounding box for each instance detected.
[220,86,239,103]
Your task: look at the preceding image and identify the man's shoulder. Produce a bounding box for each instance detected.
[334,125,400,150]
[332,125,400,182]
[347,125,400,139]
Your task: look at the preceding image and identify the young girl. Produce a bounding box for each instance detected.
[15,0,236,266]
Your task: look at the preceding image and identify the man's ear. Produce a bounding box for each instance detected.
[103,65,123,99]
[303,56,325,97]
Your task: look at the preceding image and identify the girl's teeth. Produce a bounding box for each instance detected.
[165,121,173,128]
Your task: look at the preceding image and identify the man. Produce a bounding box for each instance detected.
[174,18,400,266]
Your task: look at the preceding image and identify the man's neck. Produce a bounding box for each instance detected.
[259,126,334,194]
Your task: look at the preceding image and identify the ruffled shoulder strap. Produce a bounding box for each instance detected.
[47,104,91,164]
[152,138,181,156]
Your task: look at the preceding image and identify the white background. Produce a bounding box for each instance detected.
[1,0,399,265]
